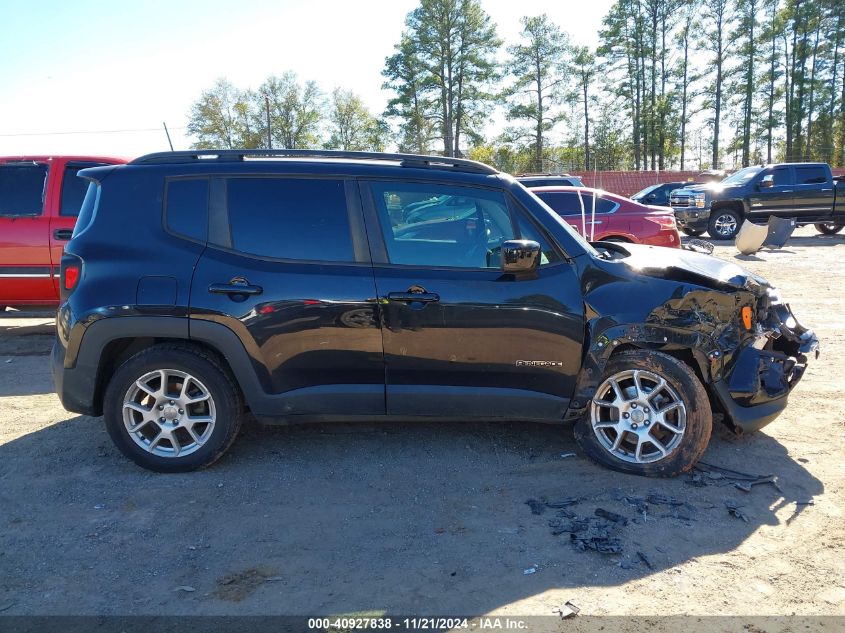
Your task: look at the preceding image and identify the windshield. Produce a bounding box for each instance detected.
[631,184,659,200]
[524,188,600,257]
[721,166,762,185]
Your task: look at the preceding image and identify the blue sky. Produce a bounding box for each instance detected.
[0,0,614,157]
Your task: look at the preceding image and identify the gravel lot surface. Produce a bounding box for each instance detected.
[0,227,842,619]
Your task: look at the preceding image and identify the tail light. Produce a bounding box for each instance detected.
[645,215,677,230]
[60,254,82,300]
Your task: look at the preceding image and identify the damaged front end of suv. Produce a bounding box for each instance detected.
[568,243,819,435]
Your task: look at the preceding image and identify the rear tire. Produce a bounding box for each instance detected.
[681,228,704,237]
[574,350,712,477]
[707,207,742,240]
[103,344,243,473]
[815,222,844,235]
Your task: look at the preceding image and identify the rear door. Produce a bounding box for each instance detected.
[0,161,54,304]
[189,175,385,417]
[362,179,584,420]
[791,164,834,221]
[48,161,110,297]
[747,166,795,219]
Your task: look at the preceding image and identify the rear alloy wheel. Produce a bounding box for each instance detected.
[574,350,712,477]
[815,222,844,235]
[707,208,742,240]
[681,228,704,237]
[103,344,242,472]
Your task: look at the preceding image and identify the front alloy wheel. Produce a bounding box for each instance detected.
[708,210,741,240]
[574,349,712,477]
[591,369,686,464]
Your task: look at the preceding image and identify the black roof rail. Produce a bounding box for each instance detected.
[129,149,498,175]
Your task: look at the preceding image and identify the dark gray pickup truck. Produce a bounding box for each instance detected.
[669,162,845,239]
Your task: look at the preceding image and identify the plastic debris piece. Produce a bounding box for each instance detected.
[725,501,749,522]
[555,601,580,619]
[796,499,815,506]
[595,508,629,525]
[560,453,576,458]
[174,586,196,593]
[543,496,581,508]
[646,493,683,506]
[523,567,537,575]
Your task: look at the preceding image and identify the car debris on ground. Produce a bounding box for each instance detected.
[554,601,580,619]
[725,501,750,523]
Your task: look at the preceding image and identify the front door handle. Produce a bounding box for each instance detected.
[387,291,440,303]
[209,281,263,296]
[53,229,73,241]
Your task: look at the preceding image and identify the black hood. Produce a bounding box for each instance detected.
[611,243,771,295]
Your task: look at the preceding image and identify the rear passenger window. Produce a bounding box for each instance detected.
[166,178,209,242]
[795,166,827,185]
[535,192,581,215]
[60,165,101,216]
[226,178,352,262]
[0,164,48,215]
[578,193,618,214]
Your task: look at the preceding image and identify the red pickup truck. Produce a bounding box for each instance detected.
[1,155,125,309]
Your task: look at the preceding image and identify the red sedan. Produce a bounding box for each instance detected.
[530,186,681,248]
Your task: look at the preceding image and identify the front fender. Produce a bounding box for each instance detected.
[563,318,716,421]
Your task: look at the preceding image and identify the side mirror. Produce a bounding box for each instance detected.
[501,240,541,273]
[759,175,774,189]
[645,194,656,202]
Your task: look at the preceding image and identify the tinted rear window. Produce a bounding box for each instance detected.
[535,191,581,214]
[60,165,105,216]
[795,165,827,185]
[0,164,48,215]
[226,178,352,262]
[166,178,209,242]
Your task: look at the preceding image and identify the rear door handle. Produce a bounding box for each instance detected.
[387,291,440,303]
[53,229,73,241]
[208,282,263,296]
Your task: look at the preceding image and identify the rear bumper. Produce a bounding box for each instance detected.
[672,207,710,232]
[712,308,819,432]
[642,228,681,248]
[52,337,98,416]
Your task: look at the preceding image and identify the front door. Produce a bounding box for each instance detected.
[0,161,54,305]
[362,180,584,420]
[189,176,385,416]
[747,166,795,219]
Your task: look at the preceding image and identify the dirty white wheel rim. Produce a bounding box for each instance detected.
[590,369,687,464]
[713,214,737,236]
[122,369,216,458]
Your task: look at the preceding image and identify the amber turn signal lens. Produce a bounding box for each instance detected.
[741,306,753,330]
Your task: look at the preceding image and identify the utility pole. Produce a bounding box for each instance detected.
[265,96,272,149]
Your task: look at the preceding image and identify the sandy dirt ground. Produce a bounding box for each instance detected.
[0,226,843,622]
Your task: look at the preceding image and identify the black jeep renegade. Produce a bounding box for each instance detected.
[52,150,818,475]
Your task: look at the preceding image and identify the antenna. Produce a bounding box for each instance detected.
[162,122,174,151]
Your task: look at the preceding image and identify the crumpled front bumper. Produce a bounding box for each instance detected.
[712,303,819,432]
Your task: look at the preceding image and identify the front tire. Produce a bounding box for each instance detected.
[707,208,742,240]
[103,344,243,473]
[815,222,844,235]
[574,350,712,477]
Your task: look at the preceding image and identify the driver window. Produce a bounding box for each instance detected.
[369,182,515,269]
[762,167,793,187]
